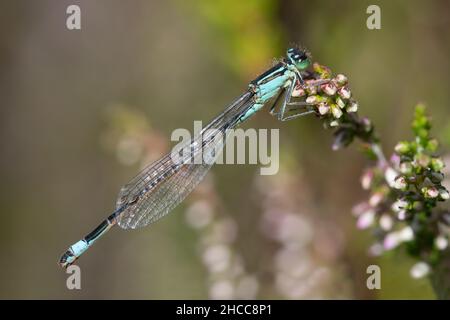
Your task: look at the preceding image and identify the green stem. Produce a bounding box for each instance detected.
[430,249,450,299]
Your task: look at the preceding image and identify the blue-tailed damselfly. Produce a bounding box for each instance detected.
[59,47,319,268]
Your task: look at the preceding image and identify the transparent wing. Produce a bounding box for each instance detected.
[116,91,254,229]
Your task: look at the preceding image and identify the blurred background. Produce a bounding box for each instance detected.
[0,0,449,299]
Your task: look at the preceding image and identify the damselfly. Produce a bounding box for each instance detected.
[59,47,322,268]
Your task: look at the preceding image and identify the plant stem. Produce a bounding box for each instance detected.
[430,249,450,299]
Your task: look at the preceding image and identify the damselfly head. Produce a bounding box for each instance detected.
[286,47,311,71]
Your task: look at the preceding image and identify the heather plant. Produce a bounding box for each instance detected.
[102,62,450,299]
[301,62,450,299]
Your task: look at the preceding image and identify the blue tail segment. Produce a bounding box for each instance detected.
[59,211,119,268]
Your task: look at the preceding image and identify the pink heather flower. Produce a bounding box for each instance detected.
[291,85,306,97]
[318,103,330,115]
[390,153,401,167]
[306,95,319,104]
[361,169,374,190]
[422,186,439,198]
[357,209,375,229]
[369,192,384,207]
[383,232,400,250]
[397,210,407,221]
[337,86,351,100]
[393,176,408,190]
[321,82,337,96]
[383,227,414,250]
[352,202,370,217]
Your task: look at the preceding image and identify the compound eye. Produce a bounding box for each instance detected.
[298,52,307,61]
[286,48,310,70]
[295,58,310,70]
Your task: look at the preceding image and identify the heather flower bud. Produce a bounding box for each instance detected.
[329,120,340,127]
[399,162,413,175]
[415,154,430,168]
[317,103,330,115]
[439,188,450,200]
[337,86,351,100]
[346,101,358,113]
[331,104,343,119]
[312,63,332,78]
[431,158,445,172]
[392,199,408,212]
[426,139,438,152]
[321,82,337,96]
[291,85,306,97]
[335,74,348,86]
[422,186,439,198]
[393,176,408,190]
[306,95,320,104]
[394,141,410,155]
[336,96,346,109]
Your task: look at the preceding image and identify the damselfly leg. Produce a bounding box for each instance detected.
[273,77,335,121]
[269,78,314,121]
